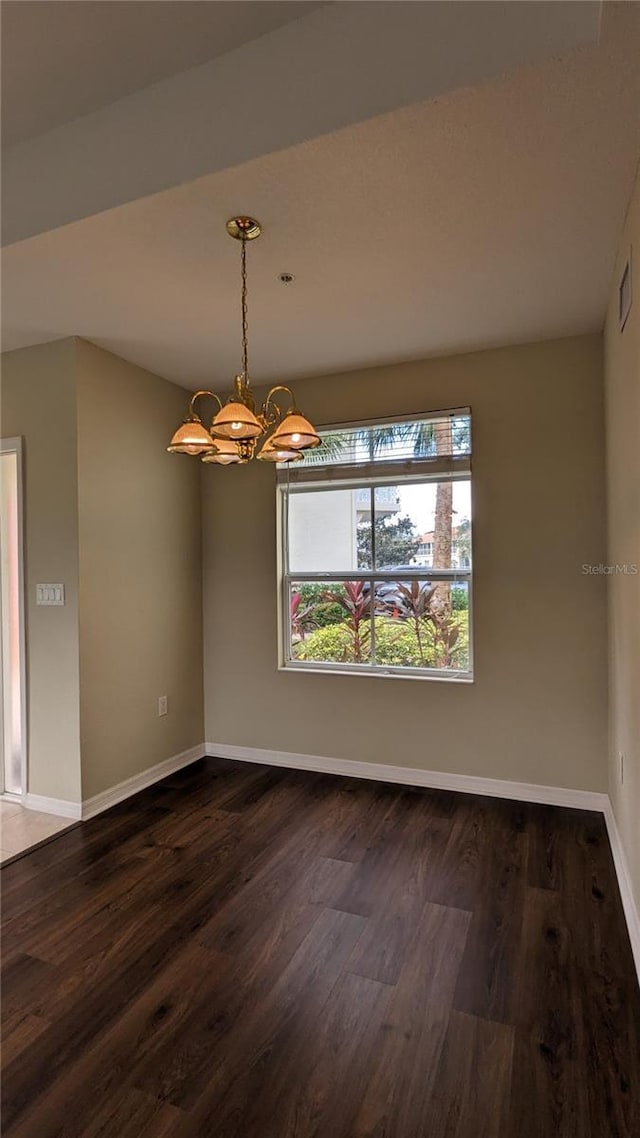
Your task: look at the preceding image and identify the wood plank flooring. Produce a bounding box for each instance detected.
[1,757,639,1137]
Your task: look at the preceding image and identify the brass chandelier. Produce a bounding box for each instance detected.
[167,216,321,465]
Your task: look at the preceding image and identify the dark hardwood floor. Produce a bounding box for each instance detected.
[1,757,639,1137]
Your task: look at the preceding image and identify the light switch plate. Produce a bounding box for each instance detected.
[36,583,65,606]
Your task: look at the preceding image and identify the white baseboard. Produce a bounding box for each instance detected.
[205,741,608,812]
[603,800,640,980]
[82,743,205,820]
[24,793,82,820]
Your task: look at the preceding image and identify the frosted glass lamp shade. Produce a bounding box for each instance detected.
[201,439,246,465]
[167,417,215,455]
[269,410,321,450]
[211,401,262,440]
[257,441,303,463]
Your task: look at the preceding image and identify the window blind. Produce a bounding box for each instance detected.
[278,408,471,484]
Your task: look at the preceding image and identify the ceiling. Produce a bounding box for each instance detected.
[1,1,325,147]
[2,2,639,389]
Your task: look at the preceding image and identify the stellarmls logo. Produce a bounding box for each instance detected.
[581,563,639,575]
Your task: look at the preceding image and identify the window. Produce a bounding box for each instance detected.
[279,409,473,680]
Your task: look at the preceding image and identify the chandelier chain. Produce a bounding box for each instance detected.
[241,236,249,381]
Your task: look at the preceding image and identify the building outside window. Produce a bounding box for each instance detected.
[413,525,471,569]
[279,409,473,680]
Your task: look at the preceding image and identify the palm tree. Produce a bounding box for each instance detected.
[432,417,453,611]
[365,418,467,606]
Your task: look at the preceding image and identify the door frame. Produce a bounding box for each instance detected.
[0,437,27,799]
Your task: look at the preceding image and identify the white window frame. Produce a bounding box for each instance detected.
[277,410,473,683]
[0,437,28,797]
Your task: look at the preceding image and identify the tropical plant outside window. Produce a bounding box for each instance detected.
[279,410,473,679]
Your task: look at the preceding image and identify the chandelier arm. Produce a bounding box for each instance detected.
[189,390,223,417]
[262,384,297,425]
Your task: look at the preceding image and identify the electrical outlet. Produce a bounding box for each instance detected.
[619,752,624,784]
[158,695,168,717]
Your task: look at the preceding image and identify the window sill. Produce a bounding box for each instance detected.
[279,662,474,684]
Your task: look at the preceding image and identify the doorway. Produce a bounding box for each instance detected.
[0,438,26,798]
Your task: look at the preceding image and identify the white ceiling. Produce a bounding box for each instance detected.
[1,1,325,147]
[4,1,600,248]
[2,2,639,389]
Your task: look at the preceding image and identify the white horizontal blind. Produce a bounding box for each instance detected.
[278,408,471,484]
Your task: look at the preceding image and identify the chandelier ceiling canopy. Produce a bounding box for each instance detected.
[167,217,322,466]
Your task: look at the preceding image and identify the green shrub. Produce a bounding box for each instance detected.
[295,622,355,662]
[451,587,469,611]
[373,621,425,666]
[293,584,344,628]
[295,583,335,605]
[294,614,469,669]
[375,617,469,667]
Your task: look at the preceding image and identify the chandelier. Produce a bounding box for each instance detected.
[167,216,321,465]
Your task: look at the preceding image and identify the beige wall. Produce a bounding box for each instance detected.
[1,339,82,802]
[1,337,204,805]
[203,334,608,792]
[76,340,204,799]
[0,327,612,808]
[605,163,640,909]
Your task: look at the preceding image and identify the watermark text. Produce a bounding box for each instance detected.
[581,563,638,575]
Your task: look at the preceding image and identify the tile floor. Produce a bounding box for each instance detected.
[0,799,75,863]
